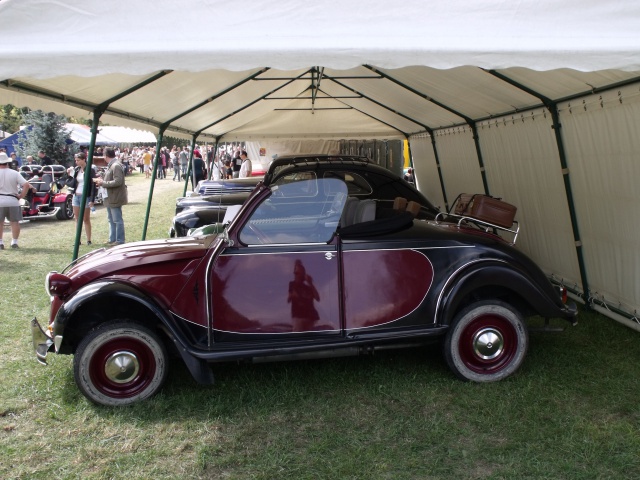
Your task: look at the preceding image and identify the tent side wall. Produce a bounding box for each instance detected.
[409,84,640,321]
[560,84,640,314]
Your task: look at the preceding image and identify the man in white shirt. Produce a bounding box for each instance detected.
[239,150,252,178]
[0,152,34,249]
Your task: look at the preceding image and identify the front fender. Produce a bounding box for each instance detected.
[53,280,174,348]
[52,280,215,385]
[438,260,576,326]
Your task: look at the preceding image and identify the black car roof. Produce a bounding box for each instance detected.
[265,155,377,184]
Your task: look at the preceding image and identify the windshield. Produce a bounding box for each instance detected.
[239,177,348,245]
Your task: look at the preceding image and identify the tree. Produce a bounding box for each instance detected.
[0,104,27,136]
[16,110,78,166]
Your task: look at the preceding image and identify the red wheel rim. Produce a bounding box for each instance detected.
[89,337,157,399]
[458,314,518,375]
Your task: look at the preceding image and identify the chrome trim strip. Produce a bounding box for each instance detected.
[243,242,328,248]
[168,311,208,329]
[221,247,333,257]
[211,327,339,335]
[204,237,227,347]
[342,245,474,253]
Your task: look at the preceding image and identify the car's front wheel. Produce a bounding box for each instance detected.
[55,195,73,220]
[444,301,528,382]
[73,322,168,406]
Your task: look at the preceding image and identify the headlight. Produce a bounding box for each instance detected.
[45,271,72,297]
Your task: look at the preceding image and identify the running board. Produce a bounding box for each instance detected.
[528,318,565,333]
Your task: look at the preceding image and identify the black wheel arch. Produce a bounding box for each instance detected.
[53,280,214,385]
[54,281,171,351]
[437,261,569,327]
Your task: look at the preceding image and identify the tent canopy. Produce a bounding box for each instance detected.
[1,0,639,142]
[1,0,639,328]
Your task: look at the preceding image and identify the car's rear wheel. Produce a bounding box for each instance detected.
[73,322,168,406]
[55,195,73,220]
[444,301,528,382]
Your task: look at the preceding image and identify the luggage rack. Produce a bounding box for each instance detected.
[434,212,520,244]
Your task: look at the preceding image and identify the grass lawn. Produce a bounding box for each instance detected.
[1,172,639,479]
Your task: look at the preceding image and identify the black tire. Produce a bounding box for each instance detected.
[73,322,168,406]
[444,301,528,382]
[55,195,74,220]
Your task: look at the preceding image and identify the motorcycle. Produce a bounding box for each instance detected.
[20,172,74,220]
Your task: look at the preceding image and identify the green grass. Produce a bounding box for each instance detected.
[1,172,640,479]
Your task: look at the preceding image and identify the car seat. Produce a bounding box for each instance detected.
[353,199,376,224]
[340,197,359,227]
[35,174,53,197]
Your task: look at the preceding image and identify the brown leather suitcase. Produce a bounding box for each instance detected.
[469,195,517,228]
[454,194,474,215]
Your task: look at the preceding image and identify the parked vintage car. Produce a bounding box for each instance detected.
[170,192,250,237]
[32,155,577,406]
[171,156,440,237]
[194,176,262,196]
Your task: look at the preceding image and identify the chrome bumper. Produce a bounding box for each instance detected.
[31,317,54,365]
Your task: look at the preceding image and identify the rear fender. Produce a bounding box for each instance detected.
[437,260,571,326]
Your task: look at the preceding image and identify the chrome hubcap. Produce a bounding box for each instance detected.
[473,328,504,360]
[104,350,140,384]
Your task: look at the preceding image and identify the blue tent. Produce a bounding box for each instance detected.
[0,129,24,156]
[0,124,118,163]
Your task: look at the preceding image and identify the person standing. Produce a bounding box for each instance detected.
[38,150,53,166]
[232,151,242,178]
[68,152,96,245]
[179,146,189,180]
[0,152,35,249]
[191,150,206,189]
[10,152,20,169]
[210,154,222,180]
[239,150,252,178]
[94,148,127,246]
[142,148,152,179]
[171,147,180,181]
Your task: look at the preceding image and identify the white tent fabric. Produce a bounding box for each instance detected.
[1,0,639,328]
[64,124,117,145]
[96,126,157,145]
[1,0,639,75]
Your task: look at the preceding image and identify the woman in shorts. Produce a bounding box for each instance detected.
[68,152,97,245]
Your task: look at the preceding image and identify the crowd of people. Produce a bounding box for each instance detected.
[89,143,254,187]
[1,142,257,250]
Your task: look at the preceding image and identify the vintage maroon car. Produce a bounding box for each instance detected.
[31,155,577,406]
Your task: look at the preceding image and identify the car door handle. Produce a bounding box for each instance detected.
[325,252,335,260]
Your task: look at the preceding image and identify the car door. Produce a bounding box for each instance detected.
[210,177,346,341]
[341,245,434,332]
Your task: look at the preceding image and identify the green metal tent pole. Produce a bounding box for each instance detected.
[69,71,173,259]
[141,128,165,240]
[182,135,197,197]
[71,110,101,260]
[469,124,490,195]
[429,134,449,211]
[486,69,591,304]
